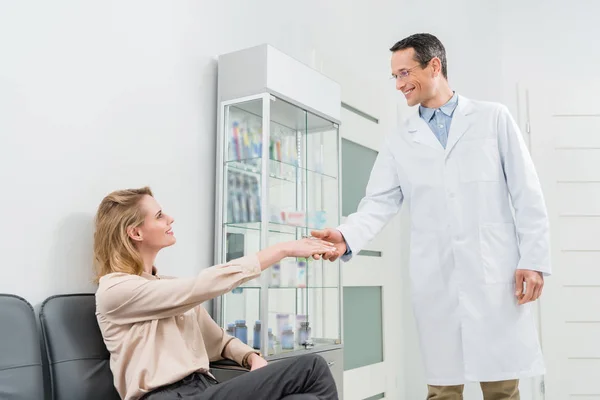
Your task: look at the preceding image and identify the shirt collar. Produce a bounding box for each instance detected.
[419,92,459,122]
[141,266,160,280]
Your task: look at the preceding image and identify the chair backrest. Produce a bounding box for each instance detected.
[39,294,120,400]
[0,294,45,400]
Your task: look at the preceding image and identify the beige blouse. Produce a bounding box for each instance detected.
[95,255,262,400]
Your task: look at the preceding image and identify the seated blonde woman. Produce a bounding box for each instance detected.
[94,187,339,400]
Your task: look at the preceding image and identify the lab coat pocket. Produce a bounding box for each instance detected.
[458,138,501,182]
[479,223,520,284]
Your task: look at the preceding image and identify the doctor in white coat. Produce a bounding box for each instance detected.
[312,33,551,400]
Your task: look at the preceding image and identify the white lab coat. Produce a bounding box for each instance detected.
[338,96,551,384]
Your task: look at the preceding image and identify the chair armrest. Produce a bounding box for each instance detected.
[209,359,249,383]
[209,359,248,370]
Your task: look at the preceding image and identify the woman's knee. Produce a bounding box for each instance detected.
[296,353,329,372]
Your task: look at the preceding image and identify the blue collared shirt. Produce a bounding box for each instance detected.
[341,93,459,259]
[418,92,459,148]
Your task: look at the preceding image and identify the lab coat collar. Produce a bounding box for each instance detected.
[408,95,474,157]
[444,95,474,157]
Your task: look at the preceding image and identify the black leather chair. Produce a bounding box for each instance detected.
[0,294,45,400]
[39,294,120,400]
[38,293,248,400]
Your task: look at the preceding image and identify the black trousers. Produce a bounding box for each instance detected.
[141,353,339,400]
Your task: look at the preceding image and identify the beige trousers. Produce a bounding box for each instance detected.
[427,380,520,400]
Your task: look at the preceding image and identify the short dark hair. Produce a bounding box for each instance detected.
[390,33,448,79]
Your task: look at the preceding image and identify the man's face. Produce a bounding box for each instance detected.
[391,48,435,107]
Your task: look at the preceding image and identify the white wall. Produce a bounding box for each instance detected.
[0,0,403,306]
[499,0,600,116]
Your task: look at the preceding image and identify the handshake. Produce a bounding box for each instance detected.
[280,229,348,261]
[309,229,347,261]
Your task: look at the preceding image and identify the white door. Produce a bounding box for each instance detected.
[526,81,600,400]
[340,103,404,400]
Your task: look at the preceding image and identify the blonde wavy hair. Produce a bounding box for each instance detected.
[93,187,153,283]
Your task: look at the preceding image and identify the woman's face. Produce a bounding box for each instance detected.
[130,195,176,251]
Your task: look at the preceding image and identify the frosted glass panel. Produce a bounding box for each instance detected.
[341,139,378,217]
[343,286,383,370]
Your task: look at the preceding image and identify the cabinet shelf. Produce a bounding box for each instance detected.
[224,221,325,236]
[226,158,337,182]
[234,286,340,290]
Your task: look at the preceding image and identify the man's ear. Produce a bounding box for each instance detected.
[431,57,441,77]
[127,225,143,242]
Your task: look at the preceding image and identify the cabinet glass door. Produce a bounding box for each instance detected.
[265,97,309,355]
[304,111,341,349]
[220,97,265,351]
[219,96,341,356]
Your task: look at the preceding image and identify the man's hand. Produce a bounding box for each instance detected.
[247,353,268,371]
[515,269,544,305]
[310,229,347,261]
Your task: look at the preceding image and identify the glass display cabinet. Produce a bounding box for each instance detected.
[213,44,343,393]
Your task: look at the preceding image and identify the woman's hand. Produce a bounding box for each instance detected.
[248,353,268,371]
[257,238,338,271]
[310,229,347,261]
[283,237,338,259]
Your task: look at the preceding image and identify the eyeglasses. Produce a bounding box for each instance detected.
[390,60,430,81]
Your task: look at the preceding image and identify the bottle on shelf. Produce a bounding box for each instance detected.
[297,259,307,288]
[286,211,305,227]
[249,119,262,159]
[284,258,297,287]
[226,323,236,337]
[275,137,282,162]
[308,210,327,229]
[269,205,282,224]
[281,324,295,350]
[270,263,281,287]
[241,122,250,159]
[230,120,241,161]
[227,173,239,223]
[235,320,248,345]
[276,313,289,340]
[295,314,307,345]
[236,174,248,223]
[243,175,255,223]
[295,314,307,331]
[253,320,261,350]
[247,176,261,222]
[298,322,311,346]
[268,328,274,354]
